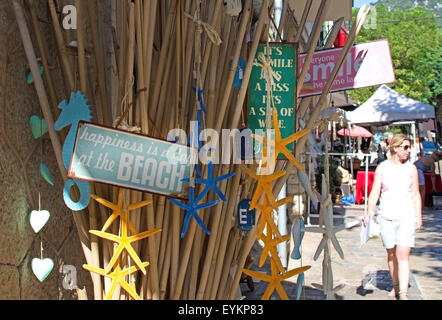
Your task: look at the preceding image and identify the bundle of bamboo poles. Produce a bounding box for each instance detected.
[13,0,370,300]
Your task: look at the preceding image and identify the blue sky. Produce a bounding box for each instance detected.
[354,0,379,8]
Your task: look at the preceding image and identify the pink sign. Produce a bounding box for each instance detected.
[299,39,395,97]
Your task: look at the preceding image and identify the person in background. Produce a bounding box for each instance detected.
[413,151,442,207]
[409,139,419,163]
[377,138,387,163]
[415,137,423,157]
[364,134,422,300]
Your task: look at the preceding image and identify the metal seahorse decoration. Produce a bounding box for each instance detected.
[54,91,91,211]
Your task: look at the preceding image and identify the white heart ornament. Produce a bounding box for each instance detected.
[31,258,54,282]
[29,210,50,233]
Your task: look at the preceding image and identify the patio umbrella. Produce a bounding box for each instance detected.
[337,125,373,138]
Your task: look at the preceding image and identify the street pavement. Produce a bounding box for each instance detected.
[241,204,442,300]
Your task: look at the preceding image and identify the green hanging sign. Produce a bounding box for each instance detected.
[247,43,297,158]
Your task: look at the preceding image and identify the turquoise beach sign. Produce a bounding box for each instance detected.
[68,122,196,198]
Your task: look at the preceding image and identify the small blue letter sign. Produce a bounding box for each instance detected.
[237,199,255,231]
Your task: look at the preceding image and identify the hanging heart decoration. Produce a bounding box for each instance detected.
[29,210,50,233]
[29,115,48,139]
[31,257,54,282]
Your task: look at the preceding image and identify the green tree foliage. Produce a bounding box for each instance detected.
[349,5,441,107]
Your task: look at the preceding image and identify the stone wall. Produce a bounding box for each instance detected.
[0,1,92,300]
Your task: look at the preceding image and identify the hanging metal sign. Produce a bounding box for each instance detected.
[68,122,197,199]
[247,43,297,158]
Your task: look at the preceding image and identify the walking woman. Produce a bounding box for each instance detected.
[363,134,422,300]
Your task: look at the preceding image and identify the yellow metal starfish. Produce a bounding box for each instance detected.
[91,188,152,234]
[253,108,310,172]
[83,259,148,300]
[255,196,293,240]
[89,188,161,274]
[243,260,311,300]
[242,167,286,210]
[258,230,290,273]
[90,210,161,274]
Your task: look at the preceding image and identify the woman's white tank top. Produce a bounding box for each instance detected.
[378,160,416,221]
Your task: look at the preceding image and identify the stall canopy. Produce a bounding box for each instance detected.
[337,125,373,138]
[344,85,435,125]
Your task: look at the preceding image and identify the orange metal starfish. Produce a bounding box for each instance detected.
[243,260,311,300]
[253,108,310,172]
[254,196,293,240]
[83,259,148,300]
[242,167,286,210]
[258,230,290,273]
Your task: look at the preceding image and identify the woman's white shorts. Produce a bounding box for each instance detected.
[377,215,416,249]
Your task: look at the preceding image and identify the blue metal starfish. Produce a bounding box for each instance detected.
[191,85,207,114]
[182,161,235,203]
[168,186,219,238]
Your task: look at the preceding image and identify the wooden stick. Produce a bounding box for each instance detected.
[142,0,158,134]
[27,0,58,113]
[216,0,252,134]
[296,0,329,97]
[170,204,181,298]
[135,0,147,131]
[47,0,75,92]
[75,0,87,94]
[195,165,230,299]
[159,223,172,299]
[87,0,110,126]
[117,0,127,116]
[149,1,176,124]
[229,0,269,130]
[294,0,313,44]
[218,229,240,299]
[208,166,242,299]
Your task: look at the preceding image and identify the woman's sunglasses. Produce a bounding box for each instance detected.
[399,145,410,151]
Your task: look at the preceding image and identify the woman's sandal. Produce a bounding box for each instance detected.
[398,292,409,300]
[388,283,399,298]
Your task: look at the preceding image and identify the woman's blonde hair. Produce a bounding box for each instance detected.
[389,133,411,155]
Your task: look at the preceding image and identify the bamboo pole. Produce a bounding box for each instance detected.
[149,1,177,124]
[216,0,251,134]
[87,0,110,126]
[294,0,313,44]
[141,0,158,135]
[229,0,268,131]
[117,0,127,115]
[135,0,147,130]
[75,0,87,94]
[27,0,58,113]
[207,165,242,299]
[296,0,329,97]
[47,0,75,92]
[74,0,103,300]
[195,165,230,299]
